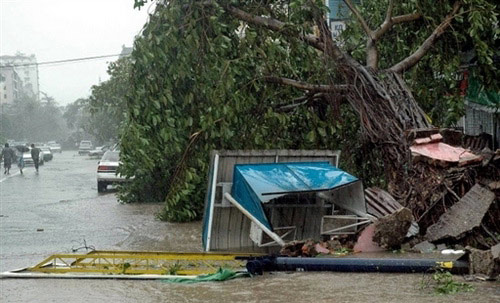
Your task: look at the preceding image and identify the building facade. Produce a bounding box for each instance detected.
[326,0,361,39]
[0,52,40,103]
[0,66,21,105]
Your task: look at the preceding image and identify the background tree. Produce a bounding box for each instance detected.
[125,0,498,221]
[1,92,67,143]
[87,57,131,144]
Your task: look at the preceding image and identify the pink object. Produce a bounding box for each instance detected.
[353,224,385,252]
[314,243,330,254]
[410,142,481,163]
[429,133,443,142]
[414,137,431,145]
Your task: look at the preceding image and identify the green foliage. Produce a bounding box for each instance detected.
[122,0,498,222]
[420,270,475,295]
[121,0,344,221]
[340,0,499,126]
[87,58,132,143]
[63,98,95,146]
[166,262,183,275]
[121,262,131,273]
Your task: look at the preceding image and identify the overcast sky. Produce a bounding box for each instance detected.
[1,0,155,105]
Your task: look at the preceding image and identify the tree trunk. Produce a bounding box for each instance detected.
[339,64,431,198]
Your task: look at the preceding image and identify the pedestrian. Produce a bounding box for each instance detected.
[1,143,16,174]
[30,143,41,173]
[18,150,25,174]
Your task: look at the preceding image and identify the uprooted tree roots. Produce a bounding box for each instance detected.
[333,64,498,249]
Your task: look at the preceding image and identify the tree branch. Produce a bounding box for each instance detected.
[374,12,422,40]
[225,5,324,52]
[264,76,348,93]
[389,1,461,74]
[275,93,325,112]
[392,12,422,24]
[344,0,374,39]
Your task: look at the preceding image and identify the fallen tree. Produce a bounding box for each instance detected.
[124,0,498,222]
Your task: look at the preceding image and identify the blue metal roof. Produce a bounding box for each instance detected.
[231,162,358,230]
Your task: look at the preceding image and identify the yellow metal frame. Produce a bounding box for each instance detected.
[29,250,260,276]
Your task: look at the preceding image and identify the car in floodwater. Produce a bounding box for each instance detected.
[89,145,109,157]
[47,141,62,153]
[39,146,53,162]
[78,140,93,155]
[96,150,128,192]
[22,150,44,166]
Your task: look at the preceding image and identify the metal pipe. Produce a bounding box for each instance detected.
[246,256,468,275]
[224,193,285,246]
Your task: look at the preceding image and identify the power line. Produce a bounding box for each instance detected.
[0,53,125,68]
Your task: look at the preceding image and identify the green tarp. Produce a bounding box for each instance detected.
[163,268,250,283]
[467,76,499,108]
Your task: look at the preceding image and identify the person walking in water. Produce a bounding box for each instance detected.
[30,144,41,173]
[1,143,16,174]
[17,149,25,174]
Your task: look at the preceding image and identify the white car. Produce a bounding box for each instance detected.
[22,150,44,166]
[48,141,62,153]
[78,140,93,155]
[89,145,109,157]
[96,151,128,192]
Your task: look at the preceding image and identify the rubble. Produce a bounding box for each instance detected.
[365,187,419,237]
[467,244,500,280]
[425,184,495,242]
[373,208,413,249]
[411,241,436,253]
[353,224,384,252]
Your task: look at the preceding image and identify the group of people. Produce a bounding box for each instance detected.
[1,143,41,175]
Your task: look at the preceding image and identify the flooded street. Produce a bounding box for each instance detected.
[1,152,498,302]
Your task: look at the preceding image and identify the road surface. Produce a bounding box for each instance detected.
[0,152,498,302]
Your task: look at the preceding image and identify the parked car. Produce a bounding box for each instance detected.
[22,152,34,166]
[39,146,53,162]
[78,140,93,155]
[96,150,128,192]
[89,145,109,157]
[47,141,62,153]
[22,150,44,166]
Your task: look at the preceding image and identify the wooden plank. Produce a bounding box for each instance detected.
[220,156,235,184]
[217,208,231,250]
[240,213,253,248]
[210,207,221,250]
[293,208,307,239]
[228,207,243,249]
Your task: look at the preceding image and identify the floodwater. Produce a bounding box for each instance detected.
[0,152,498,302]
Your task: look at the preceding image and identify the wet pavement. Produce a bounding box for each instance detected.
[1,152,499,302]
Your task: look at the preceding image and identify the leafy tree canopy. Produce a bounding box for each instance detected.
[123,0,498,221]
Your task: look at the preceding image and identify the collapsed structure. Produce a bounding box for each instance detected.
[202,150,372,252]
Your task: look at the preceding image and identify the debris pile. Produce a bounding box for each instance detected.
[397,129,500,249]
[280,239,354,257]
[280,129,498,277]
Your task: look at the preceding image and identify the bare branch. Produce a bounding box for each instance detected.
[374,12,422,40]
[225,5,324,52]
[344,0,374,39]
[264,76,348,93]
[392,12,422,24]
[385,0,394,23]
[275,93,324,112]
[389,1,461,74]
